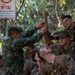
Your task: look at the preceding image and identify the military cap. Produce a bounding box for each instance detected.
[52,30,60,38]
[56,30,70,37]
[8,26,23,32]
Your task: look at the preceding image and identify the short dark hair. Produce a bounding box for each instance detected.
[61,15,72,21]
[37,51,45,61]
[8,26,23,33]
[32,50,45,62]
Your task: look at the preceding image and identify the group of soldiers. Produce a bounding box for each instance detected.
[0,14,75,75]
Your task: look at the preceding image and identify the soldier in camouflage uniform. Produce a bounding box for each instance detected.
[39,46,75,75]
[60,15,75,41]
[1,22,48,75]
[55,30,75,61]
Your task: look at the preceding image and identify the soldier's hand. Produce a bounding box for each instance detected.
[35,21,45,30]
[41,26,48,34]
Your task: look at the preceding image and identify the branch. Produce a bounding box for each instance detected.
[16,0,25,18]
[44,10,48,26]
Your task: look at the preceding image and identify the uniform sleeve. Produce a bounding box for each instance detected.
[14,33,43,48]
[21,28,37,38]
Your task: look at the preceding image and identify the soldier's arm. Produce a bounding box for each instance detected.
[14,33,43,48]
[21,28,37,38]
[21,21,45,38]
[14,26,48,48]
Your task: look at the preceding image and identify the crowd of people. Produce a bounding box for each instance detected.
[0,15,75,75]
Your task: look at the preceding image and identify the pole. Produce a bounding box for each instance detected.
[4,18,8,38]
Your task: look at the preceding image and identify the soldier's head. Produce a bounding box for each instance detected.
[56,30,70,46]
[60,15,73,29]
[52,31,60,44]
[39,47,52,60]
[8,26,23,38]
[32,50,45,64]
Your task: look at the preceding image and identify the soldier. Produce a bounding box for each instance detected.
[2,22,48,75]
[60,15,75,41]
[39,46,75,75]
[31,50,45,75]
[56,30,75,61]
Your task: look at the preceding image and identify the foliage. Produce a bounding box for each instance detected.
[0,0,75,33]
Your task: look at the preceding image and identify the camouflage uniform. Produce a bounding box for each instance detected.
[41,54,75,75]
[66,55,75,75]
[65,23,75,41]
[61,41,75,61]
[2,27,43,75]
[53,30,75,60]
[48,42,63,55]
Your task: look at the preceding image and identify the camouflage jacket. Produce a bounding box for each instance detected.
[2,30,42,75]
[43,42,63,55]
[66,55,75,75]
[65,24,75,41]
[21,28,37,38]
[61,41,75,60]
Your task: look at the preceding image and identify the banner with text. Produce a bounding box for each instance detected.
[0,0,16,18]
